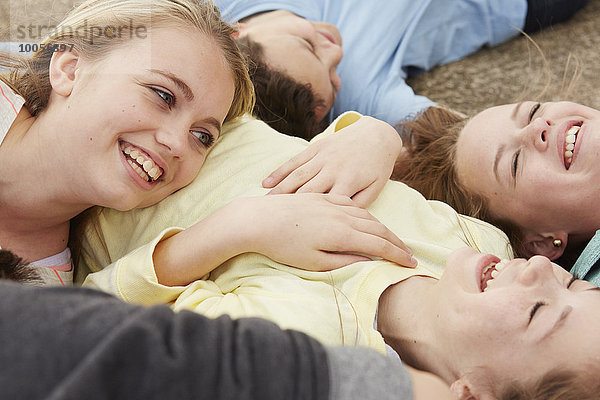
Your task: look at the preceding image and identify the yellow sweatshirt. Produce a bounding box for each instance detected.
[83,113,512,353]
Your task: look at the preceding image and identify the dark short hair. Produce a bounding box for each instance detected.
[237,37,327,140]
[0,250,41,283]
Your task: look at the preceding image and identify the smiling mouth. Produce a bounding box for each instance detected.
[120,142,163,182]
[481,260,509,291]
[563,124,582,170]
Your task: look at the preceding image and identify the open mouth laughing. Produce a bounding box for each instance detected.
[480,260,510,291]
[563,123,582,170]
[120,142,163,182]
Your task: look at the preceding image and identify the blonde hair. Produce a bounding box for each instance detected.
[3,0,254,120]
[0,0,256,273]
[395,106,525,255]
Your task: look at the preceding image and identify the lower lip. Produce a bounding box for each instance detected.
[119,143,154,190]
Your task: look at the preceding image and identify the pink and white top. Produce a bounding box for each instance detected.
[0,80,73,286]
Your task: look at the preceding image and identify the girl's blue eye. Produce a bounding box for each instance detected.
[152,87,175,106]
[190,130,214,147]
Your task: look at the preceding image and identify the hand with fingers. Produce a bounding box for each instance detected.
[234,193,417,271]
[262,116,403,208]
[153,193,416,287]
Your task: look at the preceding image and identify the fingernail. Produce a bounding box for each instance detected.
[263,177,274,187]
[411,257,418,266]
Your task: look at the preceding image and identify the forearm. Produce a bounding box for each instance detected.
[153,204,251,286]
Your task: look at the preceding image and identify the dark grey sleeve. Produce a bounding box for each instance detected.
[326,347,413,400]
[0,280,414,400]
[0,281,330,400]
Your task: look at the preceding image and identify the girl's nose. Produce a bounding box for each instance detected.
[518,255,554,286]
[155,128,186,159]
[523,117,551,152]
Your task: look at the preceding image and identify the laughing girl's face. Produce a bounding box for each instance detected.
[455,101,600,247]
[51,26,235,210]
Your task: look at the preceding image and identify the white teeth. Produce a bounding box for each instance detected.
[120,142,164,182]
[481,263,496,285]
[564,125,580,169]
[148,166,159,179]
[127,159,151,182]
[481,260,510,291]
[495,260,509,271]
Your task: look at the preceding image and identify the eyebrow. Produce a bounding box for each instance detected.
[149,69,195,102]
[493,103,524,184]
[541,287,600,341]
[493,144,505,184]
[511,102,524,119]
[204,117,223,136]
[539,305,572,342]
[148,69,223,135]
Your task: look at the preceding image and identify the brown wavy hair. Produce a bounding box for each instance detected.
[236,36,327,140]
[394,106,525,255]
[500,367,600,400]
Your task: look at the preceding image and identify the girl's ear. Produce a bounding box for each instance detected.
[48,48,81,97]
[520,230,568,261]
[233,22,249,39]
[450,377,495,400]
[450,379,477,400]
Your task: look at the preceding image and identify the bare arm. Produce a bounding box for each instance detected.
[154,193,416,287]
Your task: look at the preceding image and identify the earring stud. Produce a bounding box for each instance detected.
[553,239,562,248]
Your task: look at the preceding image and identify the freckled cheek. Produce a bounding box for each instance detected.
[114,106,159,131]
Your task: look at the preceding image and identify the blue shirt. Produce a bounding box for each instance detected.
[216,0,526,126]
[571,230,600,287]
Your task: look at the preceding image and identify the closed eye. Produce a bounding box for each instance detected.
[529,102,541,122]
[528,301,546,324]
[511,149,521,179]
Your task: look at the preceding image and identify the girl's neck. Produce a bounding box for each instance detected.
[0,108,86,261]
[377,276,455,384]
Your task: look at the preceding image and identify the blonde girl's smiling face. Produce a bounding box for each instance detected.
[455,101,600,239]
[50,26,235,210]
[435,247,600,388]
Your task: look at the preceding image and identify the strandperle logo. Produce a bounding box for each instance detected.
[14,19,148,44]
